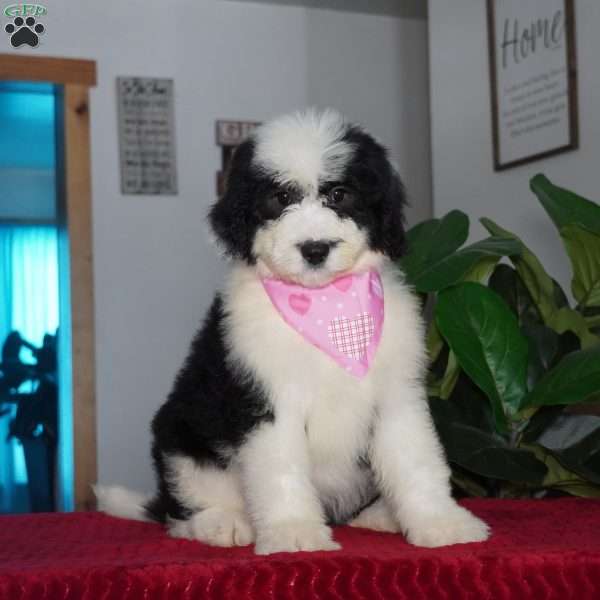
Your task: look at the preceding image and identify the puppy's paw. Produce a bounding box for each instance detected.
[255,521,341,555]
[169,507,254,547]
[349,498,399,533]
[407,505,490,548]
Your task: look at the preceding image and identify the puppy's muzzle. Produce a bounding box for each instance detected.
[299,240,335,267]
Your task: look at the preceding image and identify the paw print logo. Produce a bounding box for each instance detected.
[5,16,45,48]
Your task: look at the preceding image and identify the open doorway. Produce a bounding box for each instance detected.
[0,80,61,512]
[0,55,97,512]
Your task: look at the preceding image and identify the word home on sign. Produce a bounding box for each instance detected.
[500,9,565,69]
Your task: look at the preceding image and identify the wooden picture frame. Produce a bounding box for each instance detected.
[0,54,97,510]
[487,0,578,171]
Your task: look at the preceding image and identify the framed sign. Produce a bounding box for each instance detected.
[216,120,260,147]
[487,0,578,171]
[215,120,260,196]
[117,77,178,195]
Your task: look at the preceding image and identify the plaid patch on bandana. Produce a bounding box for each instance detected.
[328,312,375,360]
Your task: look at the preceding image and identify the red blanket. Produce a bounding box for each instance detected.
[1,499,599,599]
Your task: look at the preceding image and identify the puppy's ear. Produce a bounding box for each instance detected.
[379,168,407,260]
[343,127,407,260]
[208,140,256,260]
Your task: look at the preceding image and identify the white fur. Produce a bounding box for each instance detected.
[253,198,369,287]
[164,455,254,546]
[254,108,354,190]
[254,521,340,555]
[350,497,399,532]
[94,484,150,521]
[164,455,245,512]
[222,260,488,553]
[169,508,254,547]
[97,109,488,554]
[97,259,488,552]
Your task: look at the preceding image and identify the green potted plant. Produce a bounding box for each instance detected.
[400,174,600,498]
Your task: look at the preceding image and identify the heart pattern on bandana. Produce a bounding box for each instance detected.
[327,312,375,360]
[333,275,353,292]
[289,293,311,315]
[262,270,384,378]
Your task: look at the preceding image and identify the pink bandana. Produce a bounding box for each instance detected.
[262,270,384,378]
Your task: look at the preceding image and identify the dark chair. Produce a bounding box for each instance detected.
[0,331,58,513]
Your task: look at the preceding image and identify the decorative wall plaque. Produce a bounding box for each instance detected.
[487,0,578,170]
[215,120,260,196]
[117,77,177,195]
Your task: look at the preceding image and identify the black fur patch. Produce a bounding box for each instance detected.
[208,123,407,263]
[150,116,406,523]
[336,126,407,259]
[145,295,274,522]
[209,140,274,261]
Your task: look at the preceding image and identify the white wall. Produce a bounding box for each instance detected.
[429,0,600,291]
[306,8,432,224]
[3,0,430,492]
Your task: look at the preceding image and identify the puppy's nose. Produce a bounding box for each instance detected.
[300,240,330,266]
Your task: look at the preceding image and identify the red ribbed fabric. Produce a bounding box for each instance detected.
[1,499,600,599]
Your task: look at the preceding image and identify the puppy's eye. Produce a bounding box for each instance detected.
[260,187,301,219]
[275,191,292,206]
[328,186,355,207]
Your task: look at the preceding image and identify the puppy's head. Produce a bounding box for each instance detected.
[209,109,406,286]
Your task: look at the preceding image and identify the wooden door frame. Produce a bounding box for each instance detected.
[0,54,97,510]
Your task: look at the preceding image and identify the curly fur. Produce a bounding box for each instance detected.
[96,109,489,554]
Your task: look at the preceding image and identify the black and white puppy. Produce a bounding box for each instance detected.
[97,109,489,554]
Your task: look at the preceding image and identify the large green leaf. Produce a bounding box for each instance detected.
[405,214,468,254]
[405,237,521,293]
[530,174,600,235]
[526,443,600,496]
[579,451,600,485]
[535,414,600,450]
[448,373,496,434]
[534,414,600,486]
[552,278,570,309]
[548,308,599,349]
[585,312,600,330]
[450,469,489,497]
[520,324,579,393]
[553,482,600,498]
[401,211,469,286]
[522,406,564,443]
[426,321,445,364]
[462,256,503,286]
[554,330,582,362]
[560,225,600,309]
[439,351,460,399]
[521,345,600,409]
[447,237,521,286]
[522,322,559,390]
[481,218,556,322]
[460,446,547,484]
[436,283,529,431]
[481,217,599,348]
[429,404,547,483]
[489,264,540,326]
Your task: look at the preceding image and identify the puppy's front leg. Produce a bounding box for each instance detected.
[372,380,490,547]
[239,411,340,555]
